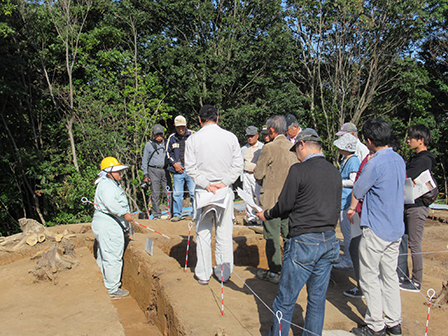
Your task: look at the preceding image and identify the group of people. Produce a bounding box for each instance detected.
[90,105,436,336]
[141,115,196,221]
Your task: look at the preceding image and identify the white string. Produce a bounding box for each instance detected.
[193,229,321,336]
[397,266,448,308]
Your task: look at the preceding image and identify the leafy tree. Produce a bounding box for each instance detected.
[285,0,429,160]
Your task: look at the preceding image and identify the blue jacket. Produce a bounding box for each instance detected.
[166,129,194,173]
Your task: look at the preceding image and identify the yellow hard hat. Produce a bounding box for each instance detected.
[100,157,129,172]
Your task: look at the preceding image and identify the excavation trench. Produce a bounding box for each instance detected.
[120,221,268,335]
[2,213,448,335]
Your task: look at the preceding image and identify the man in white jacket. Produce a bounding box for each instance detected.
[185,105,243,285]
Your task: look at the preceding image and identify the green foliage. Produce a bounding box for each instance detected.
[2,0,448,236]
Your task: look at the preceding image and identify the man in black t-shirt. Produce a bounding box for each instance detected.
[398,124,437,292]
[257,128,341,336]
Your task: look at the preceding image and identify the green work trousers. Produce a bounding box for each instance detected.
[263,217,289,274]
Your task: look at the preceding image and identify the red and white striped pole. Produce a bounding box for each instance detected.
[134,221,170,239]
[425,288,436,336]
[184,221,194,272]
[276,311,283,335]
[221,255,224,316]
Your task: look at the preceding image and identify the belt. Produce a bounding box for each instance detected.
[244,170,254,174]
[149,165,165,169]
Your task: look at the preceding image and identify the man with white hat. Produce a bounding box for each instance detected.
[167,115,195,222]
[336,122,369,162]
[240,126,263,225]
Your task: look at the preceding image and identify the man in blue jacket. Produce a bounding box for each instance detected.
[167,115,195,222]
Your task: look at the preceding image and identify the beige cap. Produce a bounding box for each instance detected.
[174,115,187,127]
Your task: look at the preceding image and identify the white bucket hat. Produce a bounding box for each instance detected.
[333,133,357,152]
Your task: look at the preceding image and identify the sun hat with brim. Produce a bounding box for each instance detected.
[333,133,357,152]
[290,128,321,152]
[103,165,129,172]
[336,122,357,136]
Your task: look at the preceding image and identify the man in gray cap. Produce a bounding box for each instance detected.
[336,122,369,162]
[285,114,302,144]
[257,128,341,336]
[240,126,264,225]
[141,124,172,220]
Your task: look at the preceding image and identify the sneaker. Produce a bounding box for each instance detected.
[333,259,354,271]
[399,279,421,292]
[170,216,181,222]
[161,214,170,220]
[109,288,129,298]
[344,287,365,299]
[351,325,386,336]
[386,324,402,336]
[256,269,280,284]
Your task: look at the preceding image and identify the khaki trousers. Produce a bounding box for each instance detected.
[359,227,402,332]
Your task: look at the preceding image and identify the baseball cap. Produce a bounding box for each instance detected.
[174,115,187,127]
[336,122,358,136]
[152,124,164,135]
[285,114,298,128]
[245,126,258,136]
[333,133,357,152]
[261,125,269,135]
[290,128,321,152]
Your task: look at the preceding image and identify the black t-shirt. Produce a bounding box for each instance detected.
[406,150,437,208]
[267,156,342,238]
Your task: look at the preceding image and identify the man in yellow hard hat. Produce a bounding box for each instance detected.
[92,157,136,298]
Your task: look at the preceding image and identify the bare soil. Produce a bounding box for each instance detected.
[1,209,447,336]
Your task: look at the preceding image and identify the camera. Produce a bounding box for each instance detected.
[141,181,151,189]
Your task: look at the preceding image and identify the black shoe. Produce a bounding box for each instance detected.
[386,324,402,336]
[399,279,421,292]
[343,287,365,299]
[351,325,386,336]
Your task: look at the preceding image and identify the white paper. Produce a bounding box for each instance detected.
[404,178,415,204]
[195,187,228,210]
[237,187,263,213]
[404,169,437,204]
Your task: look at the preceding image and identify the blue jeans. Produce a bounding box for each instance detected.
[269,231,339,336]
[172,171,195,218]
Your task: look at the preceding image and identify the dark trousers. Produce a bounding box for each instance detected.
[349,234,362,289]
[263,217,289,274]
[147,167,172,218]
[397,206,429,284]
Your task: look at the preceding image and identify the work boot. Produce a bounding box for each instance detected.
[109,288,129,298]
